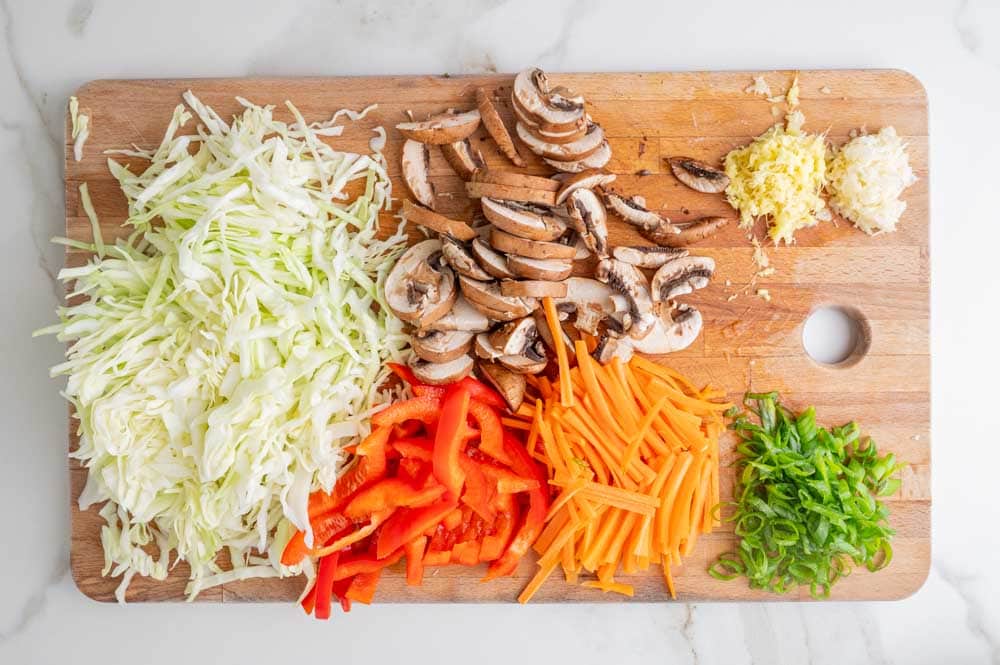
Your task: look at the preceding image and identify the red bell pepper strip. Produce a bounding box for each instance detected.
[345,569,382,604]
[333,548,406,581]
[332,578,352,613]
[343,478,446,520]
[467,399,512,465]
[393,420,424,438]
[451,539,481,566]
[484,434,550,580]
[396,457,426,485]
[300,584,317,615]
[404,536,428,586]
[479,499,520,562]
[422,549,451,566]
[307,427,392,520]
[443,507,463,531]
[313,552,340,620]
[458,455,496,522]
[376,497,459,559]
[412,384,446,399]
[479,464,541,494]
[450,376,508,410]
[392,438,433,462]
[372,396,441,429]
[387,362,423,388]
[433,387,471,497]
[281,511,351,566]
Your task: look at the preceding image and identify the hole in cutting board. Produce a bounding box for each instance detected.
[801,306,870,366]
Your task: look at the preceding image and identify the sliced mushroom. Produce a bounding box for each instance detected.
[401,139,435,209]
[595,258,658,340]
[532,309,576,363]
[566,188,609,258]
[465,181,558,207]
[418,296,491,333]
[470,238,516,279]
[441,138,485,179]
[544,141,612,173]
[474,332,503,360]
[520,121,588,145]
[667,157,730,194]
[516,122,604,162]
[411,330,475,363]
[512,68,586,130]
[555,169,617,205]
[402,200,478,241]
[604,191,682,246]
[572,233,592,260]
[506,254,574,281]
[650,256,715,302]
[551,277,619,336]
[498,352,548,375]
[467,299,532,322]
[471,170,560,192]
[441,236,494,281]
[385,239,457,327]
[458,275,538,317]
[481,197,568,242]
[477,360,526,412]
[612,245,689,268]
[476,88,525,167]
[490,228,576,261]
[672,217,730,246]
[409,353,474,384]
[593,333,635,364]
[630,304,703,355]
[489,317,538,355]
[396,109,481,145]
[500,279,568,298]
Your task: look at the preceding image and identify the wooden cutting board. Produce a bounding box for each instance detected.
[65,70,929,603]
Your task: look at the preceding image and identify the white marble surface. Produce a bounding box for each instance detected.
[2,0,999,662]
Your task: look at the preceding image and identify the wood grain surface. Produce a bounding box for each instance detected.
[64,70,929,603]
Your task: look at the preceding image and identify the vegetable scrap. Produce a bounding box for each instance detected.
[283,370,549,618]
[506,346,729,602]
[709,392,906,597]
[69,95,90,162]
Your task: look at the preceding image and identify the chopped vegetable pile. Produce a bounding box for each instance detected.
[39,92,410,600]
[508,328,728,602]
[709,392,906,597]
[282,368,548,618]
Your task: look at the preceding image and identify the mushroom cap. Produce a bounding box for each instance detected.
[401,139,435,209]
[441,138,485,179]
[516,122,604,162]
[667,156,730,194]
[555,169,617,205]
[402,200,478,241]
[409,353,474,384]
[417,296,492,334]
[612,245,689,268]
[441,236,494,281]
[384,239,457,327]
[595,258,658,340]
[543,140,612,173]
[481,197,568,242]
[650,255,716,302]
[506,254,574,281]
[629,304,703,355]
[470,238,516,279]
[396,109,482,145]
[476,360,526,412]
[411,330,475,363]
[476,88,525,167]
[551,277,620,335]
[490,228,577,261]
[566,188,609,258]
[512,68,586,129]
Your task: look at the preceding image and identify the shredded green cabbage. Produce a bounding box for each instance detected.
[39,91,410,600]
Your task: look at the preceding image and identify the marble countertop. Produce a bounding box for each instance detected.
[2,0,998,663]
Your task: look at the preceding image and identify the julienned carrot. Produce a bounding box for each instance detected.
[542,297,574,408]
[509,353,728,603]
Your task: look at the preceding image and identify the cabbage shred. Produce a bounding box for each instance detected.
[39,92,410,600]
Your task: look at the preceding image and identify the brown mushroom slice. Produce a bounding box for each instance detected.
[470,238,516,279]
[441,236,494,281]
[511,86,587,134]
[384,239,457,327]
[402,200,478,241]
[401,139,435,209]
[512,68,586,129]
[471,170,560,192]
[543,141,612,173]
[650,256,715,302]
[595,258,658,340]
[474,332,504,360]
[516,122,604,162]
[500,279,568,298]
[477,361,526,412]
[532,310,576,363]
[490,228,576,261]
[411,330,475,363]
[396,109,481,145]
[667,157,730,194]
[521,121,588,145]
[465,181,558,207]
[630,304,703,355]
[458,275,537,316]
[498,348,549,375]
[593,333,636,365]
[409,353,474,385]
[506,254,573,281]
[612,245,689,268]
[551,277,619,336]
[604,191,682,246]
[440,138,485,179]
[476,88,525,167]
[672,217,730,246]
[566,188,609,258]
[489,317,538,355]
[467,299,528,322]
[555,169,617,205]
[418,296,492,334]
[481,197,567,242]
